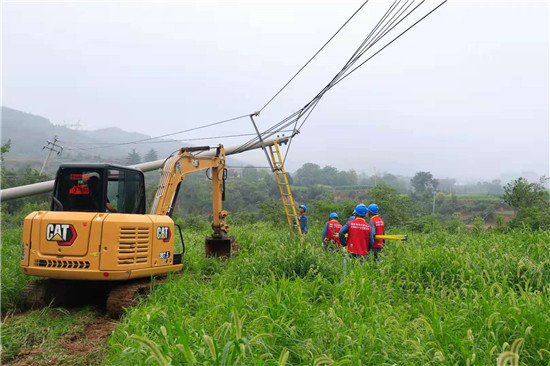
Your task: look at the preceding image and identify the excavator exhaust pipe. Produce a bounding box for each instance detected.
[205,235,238,258]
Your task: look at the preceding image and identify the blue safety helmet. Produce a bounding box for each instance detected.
[352,210,356,215]
[368,203,379,215]
[355,203,368,216]
[299,205,307,211]
[329,212,338,219]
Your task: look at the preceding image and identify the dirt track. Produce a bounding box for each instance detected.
[2,311,117,366]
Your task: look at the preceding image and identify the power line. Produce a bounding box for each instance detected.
[258,0,371,113]
[296,0,429,130]
[239,0,446,158]
[331,0,447,89]
[56,0,445,166]
[75,113,251,151]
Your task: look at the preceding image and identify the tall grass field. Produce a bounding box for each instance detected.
[106,225,549,365]
[2,224,549,365]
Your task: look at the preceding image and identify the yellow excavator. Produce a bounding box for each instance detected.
[20,145,234,316]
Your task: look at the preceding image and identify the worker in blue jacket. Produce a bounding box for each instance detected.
[296,204,308,234]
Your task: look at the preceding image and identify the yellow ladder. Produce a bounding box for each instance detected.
[268,141,302,235]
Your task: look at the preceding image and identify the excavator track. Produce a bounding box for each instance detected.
[22,280,50,309]
[106,279,152,318]
[22,279,109,310]
[21,277,170,318]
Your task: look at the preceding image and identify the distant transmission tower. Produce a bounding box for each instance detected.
[40,136,63,174]
[61,120,82,130]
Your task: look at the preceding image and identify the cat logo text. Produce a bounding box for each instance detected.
[46,224,78,246]
[157,226,171,242]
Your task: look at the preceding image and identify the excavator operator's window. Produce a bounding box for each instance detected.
[53,168,105,212]
[106,169,145,214]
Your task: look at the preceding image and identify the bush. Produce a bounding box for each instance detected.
[471,215,485,233]
[368,185,414,227]
[445,213,465,233]
[1,201,50,230]
[228,211,258,226]
[509,207,550,230]
[258,200,286,227]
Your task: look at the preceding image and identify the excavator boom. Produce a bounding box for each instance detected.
[150,145,234,256]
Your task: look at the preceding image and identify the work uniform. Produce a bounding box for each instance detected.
[339,217,374,258]
[322,219,342,249]
[369,215,385,261]
[295,214,308,234]
[346,215,356,224]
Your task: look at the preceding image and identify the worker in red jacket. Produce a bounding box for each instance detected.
[368,203,385,261]
[322,212,342,250]
[339,203,374,260]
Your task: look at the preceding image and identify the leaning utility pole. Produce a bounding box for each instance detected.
[40,136,63,174]
[1,135,291,201]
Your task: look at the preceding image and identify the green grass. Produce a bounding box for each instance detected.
[2,221,549,365]
[1,307,105,365]
[104,225,550,365]
[1,227,34,312]
[0,224,205,365]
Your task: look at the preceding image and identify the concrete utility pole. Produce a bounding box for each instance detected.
[40,136,63,174]
[1,135,291,201]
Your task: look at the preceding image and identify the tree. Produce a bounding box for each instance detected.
[143,148,158,162]
[503,177,550,230]
[322,166,338,186]
[294,163,322,186]
[410,171,438,194]
[437,178,456,193]
[126,149,142,165]
[368,185,414,227]
[503,177,549,210]
[1,142,51,214]
[1,139,11,162]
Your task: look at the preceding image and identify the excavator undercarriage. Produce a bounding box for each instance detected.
[22,277,168,318]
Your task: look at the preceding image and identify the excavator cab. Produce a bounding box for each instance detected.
[52,164,145,214]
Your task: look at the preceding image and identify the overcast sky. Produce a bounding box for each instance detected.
[2,0,549,182]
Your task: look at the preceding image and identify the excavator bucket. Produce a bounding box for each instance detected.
[205,235,237,258]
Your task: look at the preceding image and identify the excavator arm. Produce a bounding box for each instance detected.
[150,146,234,256]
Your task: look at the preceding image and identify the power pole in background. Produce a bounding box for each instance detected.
[40,136,63,174]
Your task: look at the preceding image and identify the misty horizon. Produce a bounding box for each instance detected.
[2,0,549,184]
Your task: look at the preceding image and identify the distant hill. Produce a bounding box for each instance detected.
[0,107,247,174]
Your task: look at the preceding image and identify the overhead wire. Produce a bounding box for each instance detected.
[330,0,448,89]
[238,0,403,155]
[296,0,426,131]
[237,0,446,164]
[235,0,403,156]
[55,0,446,166]
[75,113,251,151]
[258,0,371,113]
